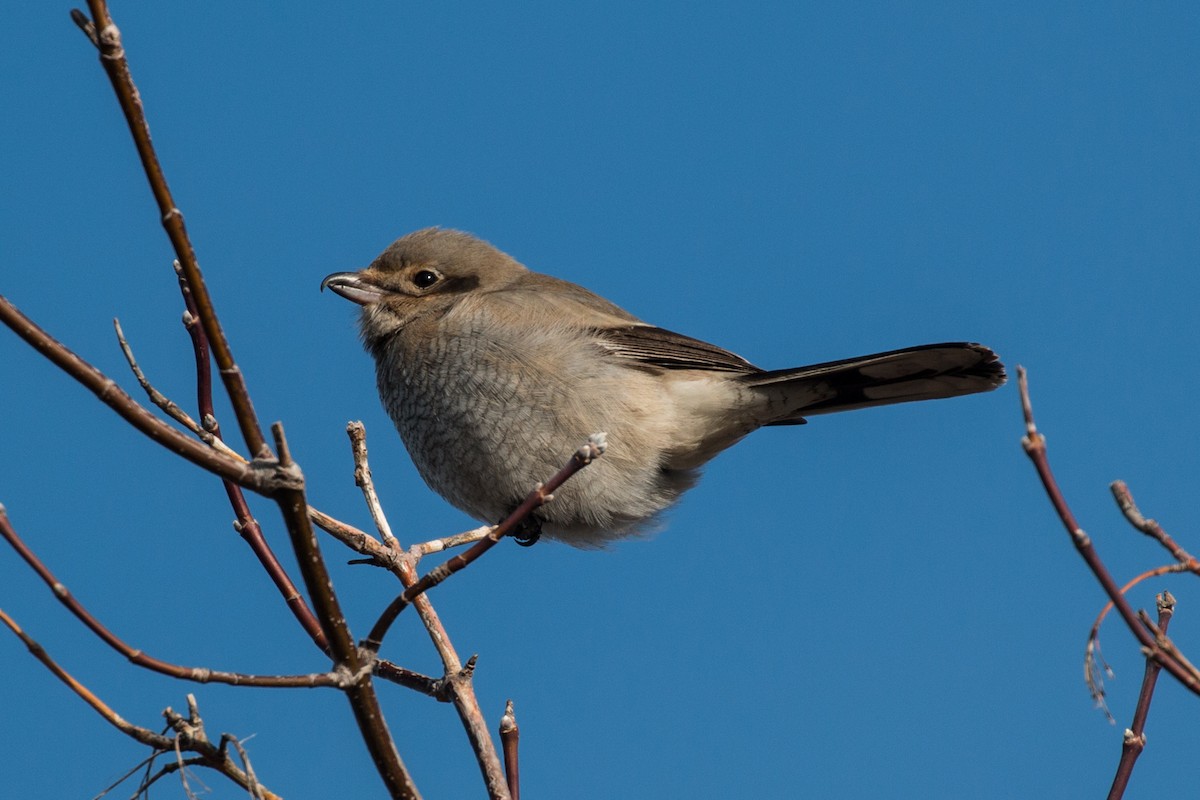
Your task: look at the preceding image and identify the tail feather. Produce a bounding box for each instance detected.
[743,342,1005,423]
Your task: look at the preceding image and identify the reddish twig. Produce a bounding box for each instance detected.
[1017,367,1200,694]
[0,607,281,799]
[500,700,521,800]
[71,2,267,458]
[115,313,329,651]
[1086,564,1190,719]
[1107,592,1176,800]
[0,505,337,688]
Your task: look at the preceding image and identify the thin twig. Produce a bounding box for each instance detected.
[1107,592,1176,800]
[500,700,520,800]
[0,295,286,494]
[338,425,511,798]
[1086,563,1191,718]
[74,0,268,458]
[1017,367,1200,694]
[348,421,398,546]
[0,505,339,688]
[1,607,280,798]
[225,733,266,800]
[410,525,494,558]
[117,308,328,650]
[1110,481,1200,570]
[113,317,239,458]
[364,434,607,652]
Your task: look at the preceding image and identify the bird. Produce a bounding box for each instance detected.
[322,228,1005,547]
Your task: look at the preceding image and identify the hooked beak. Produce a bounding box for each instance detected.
[320,272,386,305]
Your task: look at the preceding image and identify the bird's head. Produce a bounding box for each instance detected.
[321,227,528,349]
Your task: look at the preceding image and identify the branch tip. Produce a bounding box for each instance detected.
[70,8,99,47]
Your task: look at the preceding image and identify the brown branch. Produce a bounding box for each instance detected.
[0,294,290,495]
[1017,367,1200,694]
[1107,592,1176,800]
[1110,481,1200,571]
[113,317,238,458]
[268,423,420,799]
[117,310,329,649]
[0,606,280,799]
[364,434,607,652]
[500,700,521,800]
[1086,563,1190,719]
[72,1,267,458]
[1,245,414,792]
[62,4,424,795]
[175,261,220,440]
[338,424,511,799]
[171,270,330,653]
[0,505,337,688]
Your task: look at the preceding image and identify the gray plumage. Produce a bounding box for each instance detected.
[323,228,1005,546]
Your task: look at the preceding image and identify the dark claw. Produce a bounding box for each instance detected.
[508,513,542,547]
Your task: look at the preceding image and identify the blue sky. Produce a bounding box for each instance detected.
[3,3,1199,798]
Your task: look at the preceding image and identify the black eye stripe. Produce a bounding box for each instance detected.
[413,269,441,288]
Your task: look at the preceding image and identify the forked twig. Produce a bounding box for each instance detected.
[71,0,268,458]
[338,422,511,798]
[0,608,280,799]
[0,506,339,689]
[1107,593,1176,800]
[65,4,418,794]
[364,434,607,652]
[1017,367,1200,694]
[113,317,239,458]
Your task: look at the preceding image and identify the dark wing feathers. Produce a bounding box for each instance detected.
[593,329,1005,420]
[593,325,760,373]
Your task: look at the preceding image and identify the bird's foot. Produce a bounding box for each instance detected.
[508,513,542,547]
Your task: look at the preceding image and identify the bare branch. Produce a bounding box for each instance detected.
[1086,563,1189,719]
[75,0,268,458]
[348,421,399,546]
[364,434,607,652]
[1110,481,1200,570]
[2,607,280,798]
[500,700,521,800]
[0,505,339,688]
[0,295,286,494]
[335,425,511,798]
[1018,367,1200,694]
[113,316,239,458]
[264,420,420,798]
[1107,592,1176,800]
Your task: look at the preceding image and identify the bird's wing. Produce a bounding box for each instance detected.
[494,272,760,373]
[593,324,760,373]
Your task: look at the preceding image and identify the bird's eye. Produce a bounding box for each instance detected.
[412,269,441,289]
